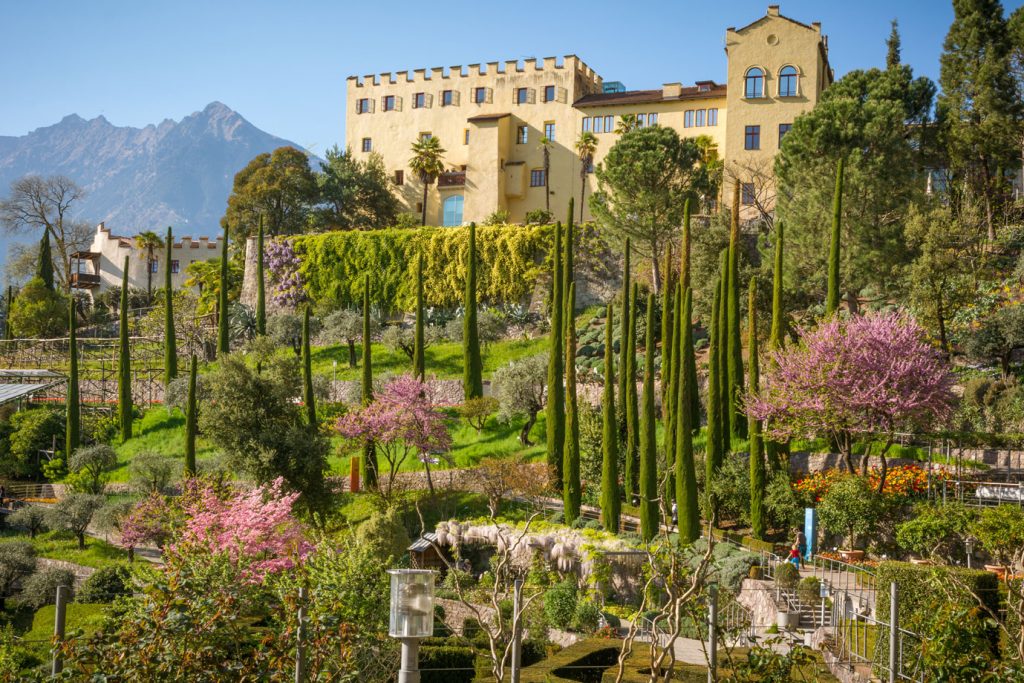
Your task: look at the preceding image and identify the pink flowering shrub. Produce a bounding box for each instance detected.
[120,492,180,553]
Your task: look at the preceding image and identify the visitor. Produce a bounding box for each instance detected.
[794,527,807,569]
[788,544,800,570]
[671,502,678,528]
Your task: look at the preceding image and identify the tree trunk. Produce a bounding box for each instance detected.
[421,182,429,226]
[1002,353,1012,378]
[650,253,662,295]
[520,410,538,446]
[146,249,153,300]
[874,441,894,495]
[936,294,949,358]
[845,290,859,315]
[348,340,357,368]
[77,532,86,550]
[488,497,500,519]
[424,460,435,494]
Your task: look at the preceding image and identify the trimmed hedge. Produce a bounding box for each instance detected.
[710,528,775,554]
[519,638,621,683]
[420,645,477,683]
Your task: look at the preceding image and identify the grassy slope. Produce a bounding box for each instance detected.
[0,530,129,569]
[108,408,219,482]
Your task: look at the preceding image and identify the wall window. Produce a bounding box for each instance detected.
[635,114,646,128]
[474,87,487,104]
[741,183,756,206]
[419,132,432,141]
[684,111,694,128]
[361,137,372,152]
[442,90,454,106]
[383,95,396,111]
[708,108,718,126]
[544,122,555,141]
[604,115,613,131]
[394,170,404,185]
[517,126,528,144]
[356,98,371,114]
[442,195,464,227]
[464,129,470,145]
[779,66,798,97]
[149,259,159,274]
[695,109,705,127]
[582,117,591,132]
[544,85,555,102]
[744,125,760,150]
[779,123,792,142]
[530,169,546,187]
[593,116,604,134]
[744,67,764,99]
[170,260,180,274]
[413,92,426,108]
[648,113,658,126]
[516,88,529,104]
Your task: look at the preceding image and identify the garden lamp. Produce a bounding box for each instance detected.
[389,569,436,683]
[965,537,975,569]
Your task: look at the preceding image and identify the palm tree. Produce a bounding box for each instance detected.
[538,136,553,213]
[614,115,640,135]
[134,230,163,302]
[575,132,598,222]
[409,136,446,226]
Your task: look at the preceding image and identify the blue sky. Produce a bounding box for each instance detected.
[2,0,1022,153]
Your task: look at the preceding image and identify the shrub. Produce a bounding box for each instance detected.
[483,209,511,225]
[6,409,64,480]
[68,444,117,494]
[18,568,76,610]
[476,310,508,346]
[774,562,799,591]
[524,209,553,225]
[969,504,1024,566]
[441,568,476,594]
[0,541,36,608]
[457,397,498,434]
[817,475,883,549]
[9,506,47,538]
[896,502,973,561]
[9,277,67,338]
[709,454,751,525]
[797,576,821,605]
[543,580,578,630]
[355,510,410,564]
[420,645,477,683]
[76,566,131,604]
[394,212,420,229]
[572,601,602,633]
[764,471,803,530]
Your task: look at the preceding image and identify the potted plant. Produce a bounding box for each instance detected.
[970,504,1024,577]
[818,476,882,563]
[773,562,801,629]
[895,502,972,564]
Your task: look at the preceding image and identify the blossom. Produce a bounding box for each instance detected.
[264,238,306,308]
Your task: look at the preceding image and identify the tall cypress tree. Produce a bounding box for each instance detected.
[600,303,620,532]
[681,201,701,429]
[546,223,565,492]
[361,275,377,489]
[680,198,692,291]
[563,283,581,523]
[118,256,133,442]
[624,282,640,500]
[716,249,731,451]
[663,280,682,505]
[886,18,902,69]
[660,244,673,417]
[255,216,266,336]
[218,224,230,356]
[705,273,722,518]
[748,278,766,539]
[463,223,483,399]
[618,238,631,430]
[413,252,425,381]
[639,292,659,542]
[302,306,316,429]
[66,298,79,458]
[563,200,575,330]
[826,157,844,316]
[37,230,54,291]
[726,183,745,438]
[164,227,177,387]
[184,354,197,476]
[675,288,700,543]
[766,220,786,472]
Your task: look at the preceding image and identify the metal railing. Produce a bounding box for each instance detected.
[829,586,925,682]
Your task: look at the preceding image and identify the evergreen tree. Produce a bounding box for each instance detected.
[65,297,79,458]
[680,200,700,428]
[463,223,483,399]
[705,273,723,519]
[302,306,316,430]
[639,292,659,542]
[680,198,692,291]
[663,280,682,506]
[624,282,640,500]
[726,183,745,438]
[660,243,674,416]
[675,288,700,543]
[716,249,731,450]
[826,157,844,316]
[184,354,197,476]
[601,303,620,532]
[5,286,12,340]
[361,274,378,489]
[164,227,177,387]
[547,223,565,492]
[618,238,631,430]
[886,18,902,68]
[117,256,132,442]
[37,230,54,291]
[217,224,230,356]
[748,278,766,539]
[255,216,266,336]
[563,199,575,331]
[563,283,581,523]
[766,220,786,472]
[413,252,425,381]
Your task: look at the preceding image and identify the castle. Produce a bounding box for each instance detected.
[345,5,833,226]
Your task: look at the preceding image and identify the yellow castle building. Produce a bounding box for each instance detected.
[344,4,833,226]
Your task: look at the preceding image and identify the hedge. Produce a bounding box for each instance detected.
[519,638,621,683]
[292,224,553,311]
[709,528,775,554]
[420,645,477,683]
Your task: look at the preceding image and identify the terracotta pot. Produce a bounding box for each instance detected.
[909,558,933,566]
[839,549,865,563]
[985,564,1009,577]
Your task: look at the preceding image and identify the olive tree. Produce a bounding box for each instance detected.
[47,493,104,549]
[492,353,548,446]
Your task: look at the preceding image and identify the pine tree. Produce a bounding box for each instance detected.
[716,249,731,450]
[218,224,230,356]
[37,230,54,291]
[563,283,581,523]
[680,200,700,428]
[413,252,425,381]
[727,183,745,438]
[618,238,631,431]
[302,306,316,429]
[463,223,483,399]
[547,222,565,492]
[705,272,722,518]
[639,292,659,542]
[164,227,177,387]
[826,157,844,317]
[118,256,133,442]
[66,297,79,458]
[255,215,266,336]
[361,274,378,489]
[184,354,197,476]
[624,282,640,500]
[675,288,700,543]
[601,303,620,532]
[748,278,766,539]
[886,18,902,68]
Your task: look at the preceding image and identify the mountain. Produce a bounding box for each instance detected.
[0,102,318,237]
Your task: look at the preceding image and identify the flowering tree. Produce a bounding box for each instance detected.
[336,375,452,497]
[264,238,306,308]
[747,311,955,492]
[120,493,181,560]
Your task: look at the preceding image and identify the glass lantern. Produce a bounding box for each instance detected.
[388,569,436,639]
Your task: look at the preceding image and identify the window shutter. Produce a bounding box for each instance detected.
[424,93,433,109]
[394,96,403,112]
[368,99,375,113]
[452,90,460,106]
[527,88,536,104]
[486,88,493,104]
[556,87,567,103]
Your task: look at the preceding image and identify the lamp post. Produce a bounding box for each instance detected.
[965,537,975,569]
[332,360,338,400]
[389,569,436,683]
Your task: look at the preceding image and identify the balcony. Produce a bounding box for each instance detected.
[437,171,466,188]
[70,272,101,288]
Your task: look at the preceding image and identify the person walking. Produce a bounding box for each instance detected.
[671,502,678,528]
[794,526,807,569]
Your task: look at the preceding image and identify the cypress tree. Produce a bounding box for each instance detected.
[463,223,483,399]
[716,249,731,451]
[660,244,673,417]
[639,292,659,542]
[217,224,230,356]
[769,220,786,350]
[681,201,701,429]
[624,282,640,500]
[727,183,745,438]
[563,199,574,329]
[302,306,316,429]
[748,278,766,539]
[563,283,581,523]
[37,230,54,291]
[255,216,266,336]
[184,354,197,476]
[117,256,132,442]
[66,297,80,458]
[681,197,692,290]
[546,222,565,492]
[675,288,700,543]
[705,273,722,518]
[618,238,631,431]
[600,303,620,532]
[663,280,682,506]
[361,275,377,489]
[164,227,177,387]
[413,252,425,381]
[826,157,844,317]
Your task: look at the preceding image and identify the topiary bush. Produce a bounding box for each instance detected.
[774,562,799,591]
[543,579,578,630]
[18,568,75,610]
[76,566,131,604]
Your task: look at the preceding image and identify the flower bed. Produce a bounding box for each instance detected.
[794,464,958,503]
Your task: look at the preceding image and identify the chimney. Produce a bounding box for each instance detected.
[662,83,682,99]
[767,5,780,16]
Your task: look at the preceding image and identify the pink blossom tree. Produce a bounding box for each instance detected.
[120,492,181,561]
[747,311,956,493]
[336,375,453,497]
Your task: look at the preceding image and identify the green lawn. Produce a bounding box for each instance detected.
[0,530,129,569]
[108,408,219,482]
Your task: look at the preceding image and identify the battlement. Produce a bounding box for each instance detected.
[347,54,602,87]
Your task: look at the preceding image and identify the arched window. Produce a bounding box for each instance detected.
[779,66,799,97]
[442,195,464,227]
[744,67,764,99]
